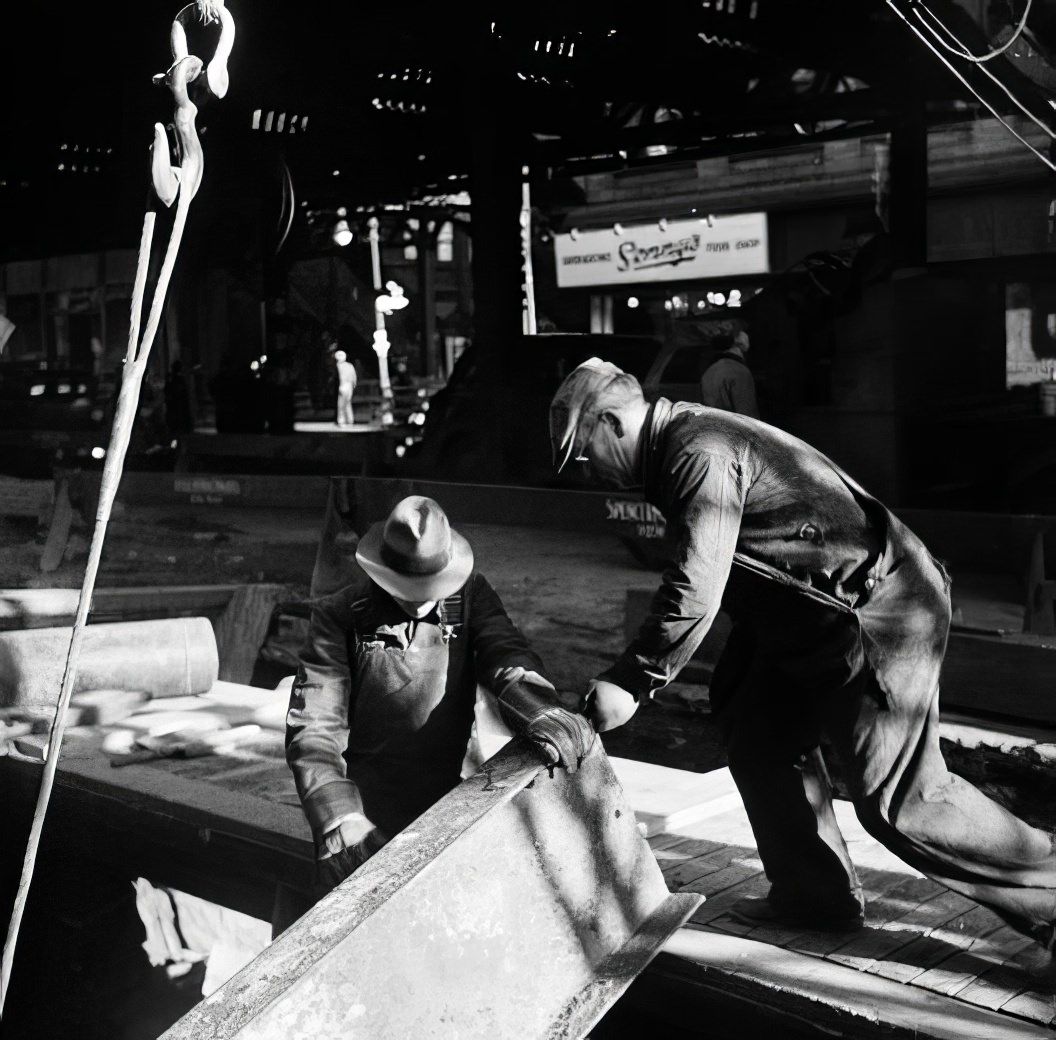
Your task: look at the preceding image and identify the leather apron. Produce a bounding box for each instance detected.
[343,599,474,837]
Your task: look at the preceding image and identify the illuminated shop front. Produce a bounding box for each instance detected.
[549,212,770,339]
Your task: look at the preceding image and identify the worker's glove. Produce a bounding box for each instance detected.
[584,679,640,733]
[314,818,386,898]
[496,679,596,772]
[319,812,380,863]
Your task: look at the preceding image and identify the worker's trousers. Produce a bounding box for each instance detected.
[711,582,1056,947]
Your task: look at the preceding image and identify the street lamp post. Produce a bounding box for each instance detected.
[520,164,537,335]
[367,216,395,427]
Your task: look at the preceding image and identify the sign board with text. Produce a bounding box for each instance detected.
[553,213,769,288]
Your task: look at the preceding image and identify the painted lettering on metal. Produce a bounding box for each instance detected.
[605,498,667,538]
[174,477,242,502]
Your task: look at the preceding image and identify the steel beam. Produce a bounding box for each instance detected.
[160,739,702,1039]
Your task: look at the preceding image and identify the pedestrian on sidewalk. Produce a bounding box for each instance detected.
[698,322,760,419]
[334,349,357,427]
[548,356,1056,954]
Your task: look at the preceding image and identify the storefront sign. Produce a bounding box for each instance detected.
[553,213,769,288]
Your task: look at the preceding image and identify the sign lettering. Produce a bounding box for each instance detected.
[554,213,768,287]
[174,477,242,498]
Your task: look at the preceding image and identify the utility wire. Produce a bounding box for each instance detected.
[915,0,1033,63]
[886,0,1056,173]
[912,0,1056,139]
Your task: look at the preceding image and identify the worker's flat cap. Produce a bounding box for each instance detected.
[549,358,642,472]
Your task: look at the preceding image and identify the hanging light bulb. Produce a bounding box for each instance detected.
[376,281,409,314]
[332,215,353,247]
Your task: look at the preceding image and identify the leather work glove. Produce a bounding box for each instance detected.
[314,816,386,900]
[319,812,379,862]
[496,680,596,773]
[584,679,640,733]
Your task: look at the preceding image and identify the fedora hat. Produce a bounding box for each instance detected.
[355,496,473,601]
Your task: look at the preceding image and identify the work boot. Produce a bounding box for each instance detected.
[730,896,864,933]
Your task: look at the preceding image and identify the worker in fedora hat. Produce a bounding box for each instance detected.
[284,495,594,918]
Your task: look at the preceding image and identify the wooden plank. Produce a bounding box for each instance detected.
[689,877,770,937]
[732,862,909,955]
[999,991,1056,1026]
[39,476,72,572]
[647,831,710,854]
[663,846,755,890]
[651,835,727,868]
[953,939,1053,1013]
[824,878,949,970]
[213,584,293,684]
[0,584,245,629]
[908,923,1029,996]
[867,903,996,986]
[780,865,930,958]
[647,769,1056,1029]
[941,630,1056,725]
[654,930,1056,1040]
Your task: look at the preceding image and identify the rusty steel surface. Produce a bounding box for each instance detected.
[159,738,701,1039]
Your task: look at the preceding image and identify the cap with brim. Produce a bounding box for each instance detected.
[355,495,474,601]
[549,357,639,472]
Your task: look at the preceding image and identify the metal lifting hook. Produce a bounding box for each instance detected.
[151,0,236,207]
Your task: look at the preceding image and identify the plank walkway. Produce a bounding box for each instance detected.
[646,767,1056,1037]
[10,702,1055,1038]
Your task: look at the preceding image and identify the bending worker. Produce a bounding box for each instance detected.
[549,357,1056,951]
[285,494,594,906]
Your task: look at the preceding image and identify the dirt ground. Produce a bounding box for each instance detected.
[0,495,725,771]
[0,486,727,1039]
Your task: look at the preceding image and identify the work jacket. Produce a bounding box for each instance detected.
[600,399,951,716]
[286,571,549,845]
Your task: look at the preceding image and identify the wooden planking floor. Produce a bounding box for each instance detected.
[49,724,1056,1034]
[648,768,1056,1032]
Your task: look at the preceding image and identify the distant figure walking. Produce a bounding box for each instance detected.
[335,349,357,427]
[699,324,760,419]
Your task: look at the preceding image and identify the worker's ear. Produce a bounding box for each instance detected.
[600,412,624,438]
